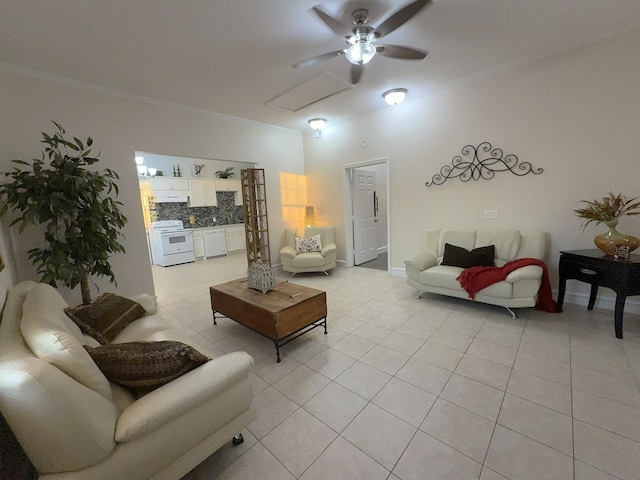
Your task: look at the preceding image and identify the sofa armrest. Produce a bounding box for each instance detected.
[115,351,254,442]
[280,245,297,261]
[321,242,336,257]
[404,252,437,271]
[504,265,543,283]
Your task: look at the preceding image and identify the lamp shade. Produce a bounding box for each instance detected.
[304,206,316,226]
[308,118,327,130]
[383,88,408,106]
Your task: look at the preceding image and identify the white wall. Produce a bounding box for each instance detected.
[0,69,304,304]
[303,29,640,311]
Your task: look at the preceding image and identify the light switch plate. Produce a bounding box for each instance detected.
[484,210,498,219]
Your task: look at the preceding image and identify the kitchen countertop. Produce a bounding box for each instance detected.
[185,223,244,231]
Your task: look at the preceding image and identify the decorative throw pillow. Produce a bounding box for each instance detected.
[295,234,322,253]
[65,293,146,345]
[84,341,210,393]
[441,243,495,268]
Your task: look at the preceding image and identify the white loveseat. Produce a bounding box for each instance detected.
[404,229,547,316]
[0,281,256,480]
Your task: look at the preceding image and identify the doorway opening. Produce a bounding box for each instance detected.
[343,158,390,271]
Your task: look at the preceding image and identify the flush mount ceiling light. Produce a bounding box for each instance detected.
[308,118,327,130]
[383,88,408,106]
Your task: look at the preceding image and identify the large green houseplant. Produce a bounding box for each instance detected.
[0,122,128,304]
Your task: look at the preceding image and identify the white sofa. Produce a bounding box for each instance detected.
[280,226,337,275]
[0,281,256,480]
[404,229,547,316]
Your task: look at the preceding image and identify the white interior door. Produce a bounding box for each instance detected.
[353,168,377,265]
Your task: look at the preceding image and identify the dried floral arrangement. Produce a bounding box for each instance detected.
[574,191,640,229]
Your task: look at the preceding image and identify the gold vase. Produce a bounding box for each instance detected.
[594,219,640,256]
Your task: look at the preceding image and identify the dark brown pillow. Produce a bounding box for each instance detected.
[442,243,495,268]
[65,293,146,344]
[84,341,210,393]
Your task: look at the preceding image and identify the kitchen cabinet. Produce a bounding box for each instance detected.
[147,178,190,195]
[189,179,217,207]
[204,229,226,257]
[214,179,240,192]
[225,226,246,253]
[192,230,205,258]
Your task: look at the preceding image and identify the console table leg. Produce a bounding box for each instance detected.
[323,317,327,334]
[212,310,217,325]
[614,294,626,339]
[587,283,599,311]
[556,278,566,313]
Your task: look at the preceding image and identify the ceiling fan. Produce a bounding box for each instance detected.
[292,0,432,84]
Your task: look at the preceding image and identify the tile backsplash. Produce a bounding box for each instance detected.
[155,192,244,228]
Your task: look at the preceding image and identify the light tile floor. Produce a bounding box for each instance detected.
[150,254,640,480]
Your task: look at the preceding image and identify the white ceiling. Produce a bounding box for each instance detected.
[2,0,640,132]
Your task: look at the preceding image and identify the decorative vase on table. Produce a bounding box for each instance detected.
[593,219,640,256]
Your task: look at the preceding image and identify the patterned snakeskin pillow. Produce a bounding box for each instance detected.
[65,293,146,345]
[84,341,210,394]
[295,234,322,253]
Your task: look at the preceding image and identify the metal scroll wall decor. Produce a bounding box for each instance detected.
[425,141,543,187]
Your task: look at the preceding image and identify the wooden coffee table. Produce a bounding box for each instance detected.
[209,278,327,362]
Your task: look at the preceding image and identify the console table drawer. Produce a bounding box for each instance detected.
[561,259,618,287]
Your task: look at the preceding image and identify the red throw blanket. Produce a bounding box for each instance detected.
[456,258,557,313]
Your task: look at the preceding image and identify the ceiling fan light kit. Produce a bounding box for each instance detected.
[383,88,408,105]
[345,40,376,65]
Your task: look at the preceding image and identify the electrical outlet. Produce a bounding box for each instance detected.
[212,216,217,223]
[484,210,498,219]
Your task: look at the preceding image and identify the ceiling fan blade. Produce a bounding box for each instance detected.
[350,64,364,84]
[310,6,352,37]
[375,0,432,38]
[292,50,344,69]
[376,45,428,60]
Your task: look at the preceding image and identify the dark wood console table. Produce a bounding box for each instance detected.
[557,249,640,338]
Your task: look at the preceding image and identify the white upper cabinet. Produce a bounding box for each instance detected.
[148,178,190,193]
[188,179,217,207]
[214,179,240,192]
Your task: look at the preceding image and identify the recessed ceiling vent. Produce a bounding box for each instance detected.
[266,72,353,112]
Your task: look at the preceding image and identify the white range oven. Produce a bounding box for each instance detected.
[151,220,196,267]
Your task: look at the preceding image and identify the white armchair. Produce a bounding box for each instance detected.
[280,226,337,275]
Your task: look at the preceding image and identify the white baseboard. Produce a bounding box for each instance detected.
[390,266,405,277]
[557,291,640,315]
[377,246,388,254]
